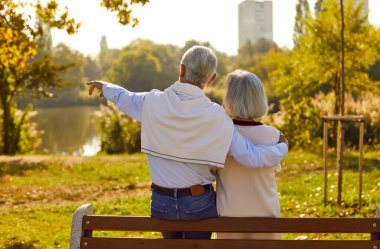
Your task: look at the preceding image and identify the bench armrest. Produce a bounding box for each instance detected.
[70,204,93,249]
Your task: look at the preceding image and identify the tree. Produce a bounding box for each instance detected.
[49,43,88,106]
[100,0,149,27]
[96,36,121,79]
[105,41,162,91]
[269,0,380,148]
[84,56,99,82]
[273,0,380,113]
[293,0,311,47]
[314,0,324,14]
[369,60,380,82]
[98,102,141,154]
[0,0,79,154]
[126,39,180,89]
[0,0,150,154]
[237,38,280,97]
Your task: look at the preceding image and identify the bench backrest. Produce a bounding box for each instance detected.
[71,204,380,249]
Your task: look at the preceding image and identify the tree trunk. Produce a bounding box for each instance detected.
[1,97,18,155]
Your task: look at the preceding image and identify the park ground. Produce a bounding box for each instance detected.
[0,149,380,248]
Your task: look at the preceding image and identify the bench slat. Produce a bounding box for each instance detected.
[83,216,380,233]
[80,238,380,249]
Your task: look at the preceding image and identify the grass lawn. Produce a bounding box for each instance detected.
[0,149,379,248]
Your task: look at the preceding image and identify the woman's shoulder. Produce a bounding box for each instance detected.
[235,122,279,133]
[235,123,280,144]
[260,124,281,134]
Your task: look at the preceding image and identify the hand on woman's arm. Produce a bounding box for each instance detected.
[228,128,288,169]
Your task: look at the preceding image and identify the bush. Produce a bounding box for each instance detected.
[0,105,41,154]
[263,92,380,150]
[344,93,380,146]
[17,107,42,154]
[97,102,141,154]
[265,97,323,150]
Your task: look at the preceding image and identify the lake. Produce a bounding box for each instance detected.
[33,106,101,156]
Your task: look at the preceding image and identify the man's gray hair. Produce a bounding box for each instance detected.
[180,46,217,85]
[224,70,268,119]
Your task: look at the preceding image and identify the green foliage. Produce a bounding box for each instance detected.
[100,0,149,27]
[0,104,40,154]
[104,39,179,91]
[314,0,324,14]
[98,102,141,154]
[236,38,280,98]
[106,42,163,91]
[96,36,121,79]
[369,60,380,81]
[0,0,79,154]
[315,92,380,146]
[0,0,150,155]
[278,0,380,107]
[237,38,279,70]
[84,56,99,81]
[126,40,180,89]
[293,0,311,46]
[276,97,323,149]
[267,0,380,148]
[204,87,225,106]
[104,39,232,92]
[16,106,41,154]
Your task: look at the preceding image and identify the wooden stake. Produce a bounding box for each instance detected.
[358,121,364,209]
[337,120,344,205]
[323,121,328,205]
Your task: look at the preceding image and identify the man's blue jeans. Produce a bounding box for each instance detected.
[150,185,217,239]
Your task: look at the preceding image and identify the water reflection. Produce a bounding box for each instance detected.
[32,106,101,156]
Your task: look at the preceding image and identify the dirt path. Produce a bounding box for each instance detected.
[0,183,151,210]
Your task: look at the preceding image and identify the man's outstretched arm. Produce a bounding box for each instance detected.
[87,80,147,121]
[228,128,288,168]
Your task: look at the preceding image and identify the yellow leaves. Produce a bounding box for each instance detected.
[100,0,149,27]
[2,28,13,39]
[47,0,58,10]
[132,18,139,28]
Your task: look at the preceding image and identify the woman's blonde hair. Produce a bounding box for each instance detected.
[224,70,268,119]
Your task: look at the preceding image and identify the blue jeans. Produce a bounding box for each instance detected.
[150,185,217,239]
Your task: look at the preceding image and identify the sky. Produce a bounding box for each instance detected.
[51,0,380,57]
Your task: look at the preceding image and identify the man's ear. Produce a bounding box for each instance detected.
[180,64,186,77]
[207,73,216,85]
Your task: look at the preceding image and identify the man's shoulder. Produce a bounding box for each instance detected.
[149,88,163,95]
[144,89,164,99]
[208,103,233,124]
[209,101,225,112]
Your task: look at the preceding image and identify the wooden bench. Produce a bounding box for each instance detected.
[70,203,380,249]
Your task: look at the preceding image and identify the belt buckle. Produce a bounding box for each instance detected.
[190,185,205,197]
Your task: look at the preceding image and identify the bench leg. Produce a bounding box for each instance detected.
[372,205,380,241]
[70,204,93,249]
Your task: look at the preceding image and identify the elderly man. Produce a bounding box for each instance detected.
[87,45,288,240]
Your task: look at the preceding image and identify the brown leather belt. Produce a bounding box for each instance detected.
[151,183,213,197]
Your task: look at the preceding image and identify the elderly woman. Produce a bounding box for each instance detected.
[216,70,283,240]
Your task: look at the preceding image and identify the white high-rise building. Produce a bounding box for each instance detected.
[238,0,273,48]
